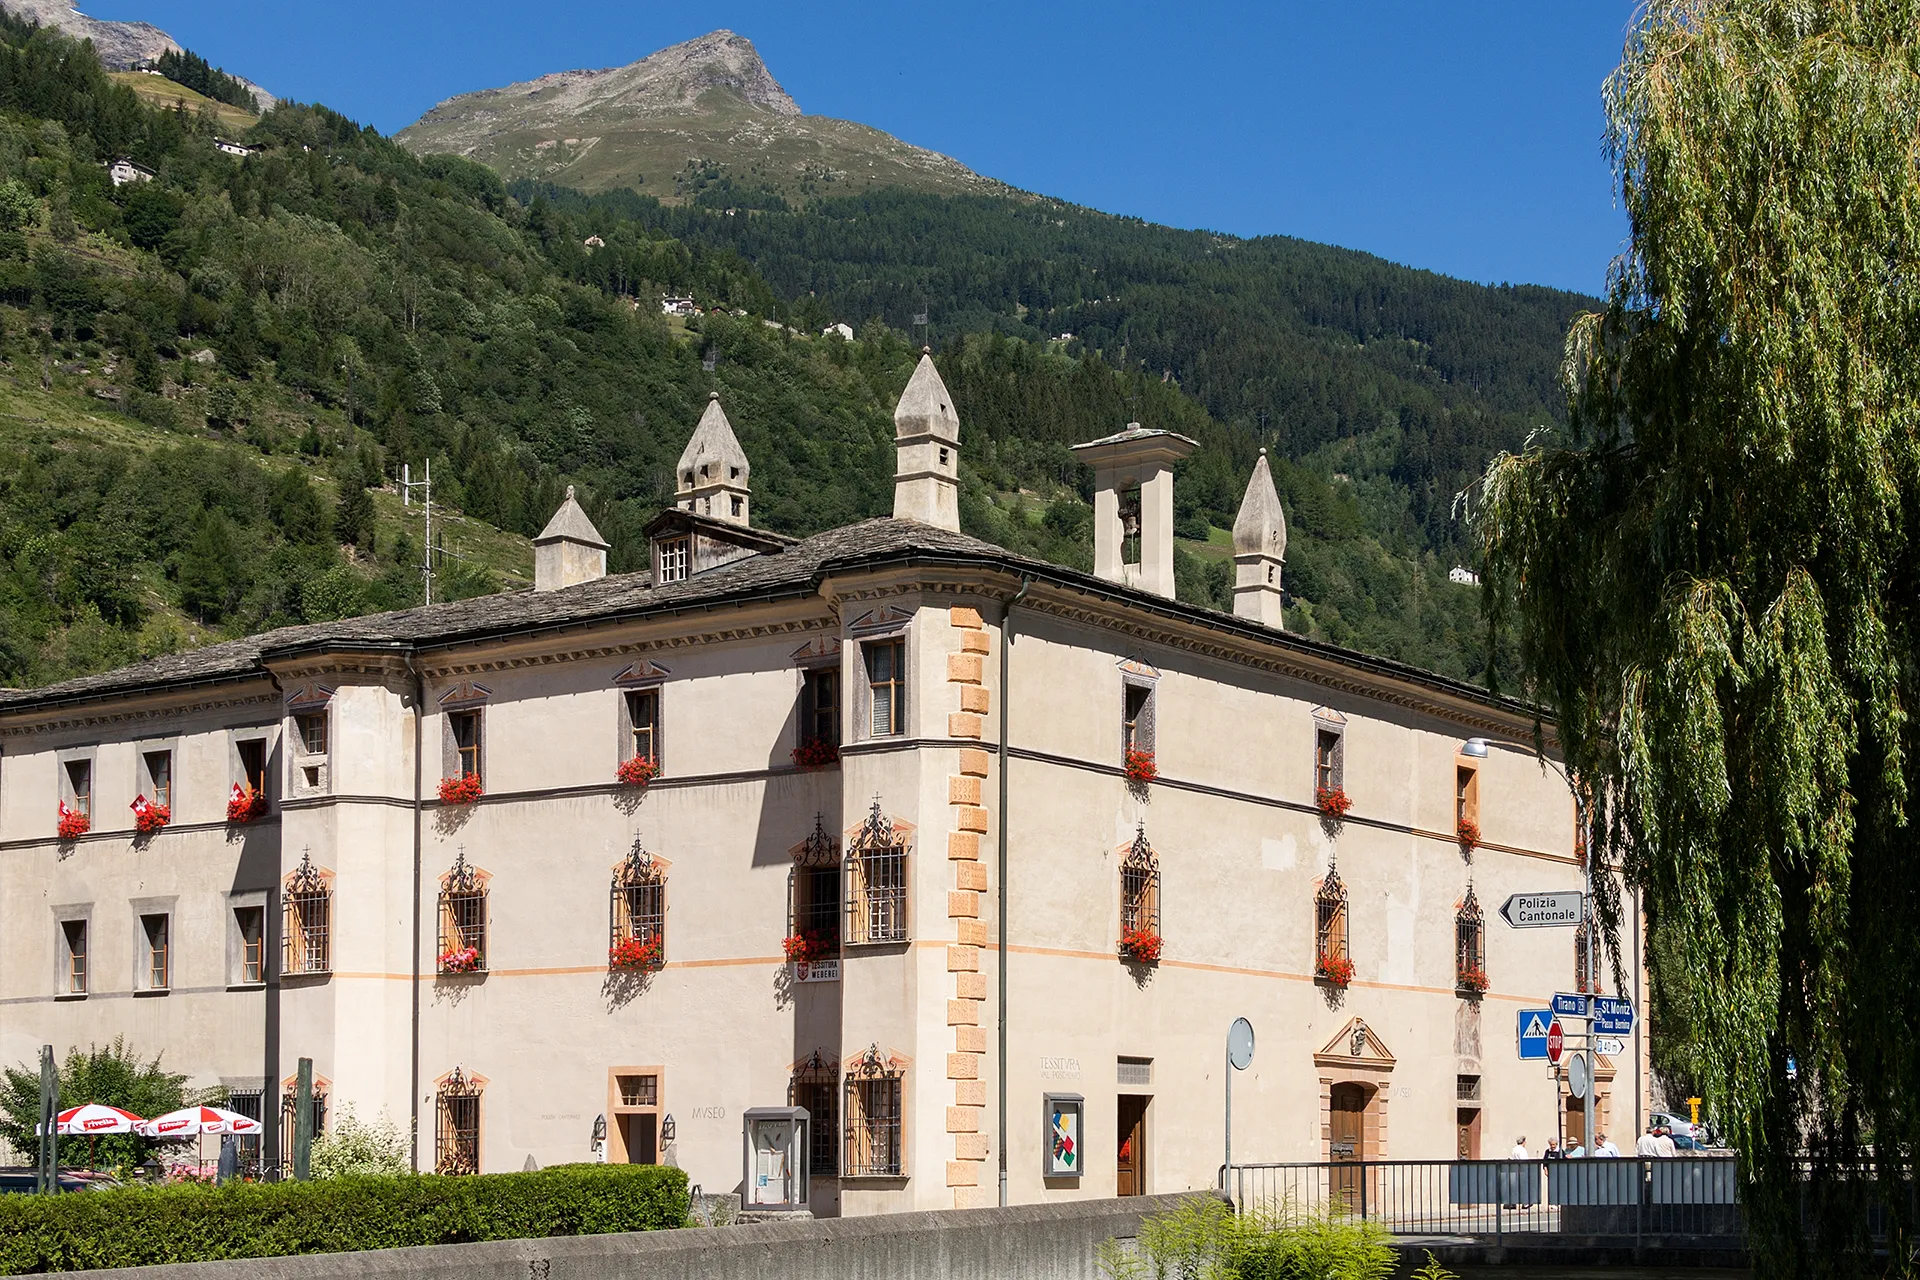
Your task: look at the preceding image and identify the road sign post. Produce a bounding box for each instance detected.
[1546,1019,1565,1065]
[1518,1010,1553,1060]
[1592,996,1635,1036]
[1552,992,1590,1019]
[1224,1018,1254,1201]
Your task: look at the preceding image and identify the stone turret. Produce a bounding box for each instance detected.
[1231,449,1287,628]
[676,393,751,525]
[533,485,609,591]
[892,350,960,531]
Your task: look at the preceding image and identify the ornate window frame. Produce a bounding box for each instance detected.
[845,802,910,947]
[434,1066,484,1175]
[282,850,333,978]
[609,839,667,971]
[436,847,490,975]
[842,1044,906,1178]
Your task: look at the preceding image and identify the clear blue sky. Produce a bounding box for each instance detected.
[90,1,1636,294]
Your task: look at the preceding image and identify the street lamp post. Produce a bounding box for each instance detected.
[1463,737,1612,1159]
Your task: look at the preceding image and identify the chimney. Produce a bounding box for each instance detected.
[677,393,752,525]
[533,485,609,591]
[892,349,960,531]
[1069,425,1198,600]
[1231,449,1287,628]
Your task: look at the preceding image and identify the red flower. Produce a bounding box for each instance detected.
[438,945,483,974]
[790,738,840,770]
[1318,953,1356,986]
[782,929,835,964]
[130,796,171,836]
[609,935,663,972]
[616,756,661,788]
[1119,926,1163,964]
[227,784,268,824]
[1316,787,1353,819]
[56,803,89,841]
[437,774,485,806]
[1456,966,1489,993]
[1124,748,1158,785]
[1456,818,1481,850]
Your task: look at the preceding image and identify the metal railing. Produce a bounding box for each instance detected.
[1221,1158,1745,1242]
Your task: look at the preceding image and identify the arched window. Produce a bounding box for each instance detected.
[436,848,488,974]
[1315,864,1349,977]
[610,841,666,971]
[282,850,332,976]
[843,1044,904,1177]
[788,816,841,973]
[846,802,908,945]
[788,1049,839,1176]
[1119,825,1161,963]
[1455,887,1486,991]
[435,1067,483,1175]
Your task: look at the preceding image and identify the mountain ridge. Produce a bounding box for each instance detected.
[0,0,274,108]
[397,30,1000,200]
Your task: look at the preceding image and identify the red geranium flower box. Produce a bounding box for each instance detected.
[1124,748,1158,785]
[1457,966,1490,993]
[131,797,170,836]
[1119,926,1163,964]
[1457,818,1481,850]
[1318,953,1355,986]
[227,785,268,824]
[438,945,483,974]
[782,929,835,965]
[438,774,485,806]
[56,803,89,841]
[616,756,661,788]
[791,738,840,770]
[1316,786,1353,819]
[609,935,663,972]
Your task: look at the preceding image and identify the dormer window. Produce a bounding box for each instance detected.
[657,537,689,584]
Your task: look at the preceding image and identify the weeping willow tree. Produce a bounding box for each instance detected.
[1478,3,1920,1271]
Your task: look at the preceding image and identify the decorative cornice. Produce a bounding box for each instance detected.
[0,692,278,739]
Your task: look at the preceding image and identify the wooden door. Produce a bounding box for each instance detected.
[618,1113,657,1164]
[1456,1107,1482,1160]
[1330,1083,1368,1205]
[1116,1095,1149,1196]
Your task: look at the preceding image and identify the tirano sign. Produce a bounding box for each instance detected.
[1499,891,1584,928]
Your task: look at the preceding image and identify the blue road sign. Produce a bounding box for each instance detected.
[1552,992,1590,1018]
[1518,1009,1553,1060]
[1592,996,1635,1036]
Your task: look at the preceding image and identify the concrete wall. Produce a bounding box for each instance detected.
[59,1192,1207,1280]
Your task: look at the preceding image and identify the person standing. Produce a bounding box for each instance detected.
[1595,1133,1621,1158]
[1636,1125,1660,1157]
[1544,1138,1565,1160]
[1654,1127,1678,1158]
[1511,1135,1530,1159]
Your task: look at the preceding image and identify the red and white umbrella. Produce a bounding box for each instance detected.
[140,1105,263,1138]
[53,1103,145,1135]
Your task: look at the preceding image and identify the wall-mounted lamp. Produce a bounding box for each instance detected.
[1461,738,1490,758]
[660,1114,677,1144]
[590,1114,606,1150]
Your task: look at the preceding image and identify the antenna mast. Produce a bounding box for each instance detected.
[400,459,435,606]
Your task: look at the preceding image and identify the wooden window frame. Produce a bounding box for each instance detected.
[141,748,173,811]
[233,903,265,986]
[862,636,907,739]
[1314,726,1345,796]
[656,536,690,584]
[60,917,88,995]
[60,755,93,821]
[800,666,841,753]
[141,912,170,992]
[623,688,661,767]
[448,710,483,782]
[282,852,333,977]
[235,736,270,803]
[295,711,328,757]
[608,1066,665,1164]
[1455,762,1480,830]
[845,803,909,947]
[842,1045,905,1178]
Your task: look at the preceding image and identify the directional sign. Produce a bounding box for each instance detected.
[1552,992,1590,1019]
[1546,1019,1565,1065]
[1596,1037,1626,1058]
[1500,891,1585,927]
[1592,996,1635,1036]
[1518,1009,1553,1060]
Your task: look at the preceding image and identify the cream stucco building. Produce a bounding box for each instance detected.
[0,355,1643,1213]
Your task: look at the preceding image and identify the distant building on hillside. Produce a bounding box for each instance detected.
[107,158,155,186]
[583,235,605,250]
[1449,566,1480,586]
[213,139,255,158]
[660,297,698,317]
[823,322,855,341]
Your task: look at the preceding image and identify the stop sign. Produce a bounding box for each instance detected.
[1546,1019,1565,1064]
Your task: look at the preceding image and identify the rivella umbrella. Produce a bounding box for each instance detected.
[139,1106,263,1138]
[54,1103,144,1135]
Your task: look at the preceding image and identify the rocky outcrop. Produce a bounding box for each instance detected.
[1,0,274,108]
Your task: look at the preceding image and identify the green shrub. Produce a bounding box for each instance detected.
[1100,1196,1397,1280]
[0,1162,689,1274]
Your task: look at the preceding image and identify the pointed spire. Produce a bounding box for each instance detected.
[533,484,609,591]
[1231,449,1287,628]
[676,392,751,524]
[891,351,961,531]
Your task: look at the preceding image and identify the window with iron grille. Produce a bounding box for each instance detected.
[141,913,170,991]
[1315,865,1348,973]
[226,1089,263,1179]
[449,711,482,780]
[843,1045,903,1177]
[279,1087,327,1175]
[283,851,332,975]
[864,637,906,737]
[1455,887,1485,986]
[1457,1074,1482,1101]
[1120,826,1160,943]
[657,537,689,584]
[1575,919,1601,994]
[609,842,666,970]
[435,1069,481,1175]
[437,849,488,973]
[790,1050,839,1176]
[625,689,660,766]
[791,815,841,945]
[845,802,908,945]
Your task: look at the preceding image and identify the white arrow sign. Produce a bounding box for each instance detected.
[1499,891,1584,927]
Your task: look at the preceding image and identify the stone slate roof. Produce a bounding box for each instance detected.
[0,516,1533,719]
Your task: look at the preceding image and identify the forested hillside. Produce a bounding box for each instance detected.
[0,13,1550,691]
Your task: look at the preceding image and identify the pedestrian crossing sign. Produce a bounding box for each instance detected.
[1518,1009,1553,1060]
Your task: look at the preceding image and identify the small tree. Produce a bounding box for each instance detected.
[0,1038,202,1168]
[309,1105,410,1179]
